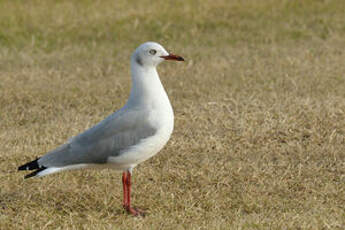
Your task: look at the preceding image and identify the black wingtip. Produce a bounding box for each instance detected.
[18,158,47,179]
[24,168,46,179]
[18,158,40,171]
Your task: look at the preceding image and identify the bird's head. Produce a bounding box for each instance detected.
[132,42,184,68]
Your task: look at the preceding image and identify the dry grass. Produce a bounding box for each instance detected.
[1,0,345,229]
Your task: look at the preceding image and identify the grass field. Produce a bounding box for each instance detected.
[1,0,345,229]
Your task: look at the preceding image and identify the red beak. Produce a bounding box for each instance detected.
[160,53,184,61]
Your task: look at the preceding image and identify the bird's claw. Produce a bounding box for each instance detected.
[124,206,145,217]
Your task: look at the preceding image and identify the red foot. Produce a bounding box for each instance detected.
[124,206,145,217]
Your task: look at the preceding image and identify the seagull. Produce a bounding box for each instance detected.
[18,41,184,216]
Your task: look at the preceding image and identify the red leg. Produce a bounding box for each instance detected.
[126,171,131,207]
[122,170,145,217]
[122,172,128,208]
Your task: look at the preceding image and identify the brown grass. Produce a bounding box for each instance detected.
[0,0,344,229]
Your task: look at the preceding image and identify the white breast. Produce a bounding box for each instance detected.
[107,59,174,171]
[107,102,174,171]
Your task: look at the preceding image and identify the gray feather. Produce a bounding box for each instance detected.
[135,55,143,66]
[38,108,157,168]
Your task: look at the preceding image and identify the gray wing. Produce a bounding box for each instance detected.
[38,108,157,168]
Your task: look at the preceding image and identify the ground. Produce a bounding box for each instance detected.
[0,0,344,229]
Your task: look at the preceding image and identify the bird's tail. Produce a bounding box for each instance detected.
[18,158,47,179]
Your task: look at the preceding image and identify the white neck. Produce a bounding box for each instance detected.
[126,60,171,109]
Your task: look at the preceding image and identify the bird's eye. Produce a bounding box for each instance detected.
[149,49,157,55]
